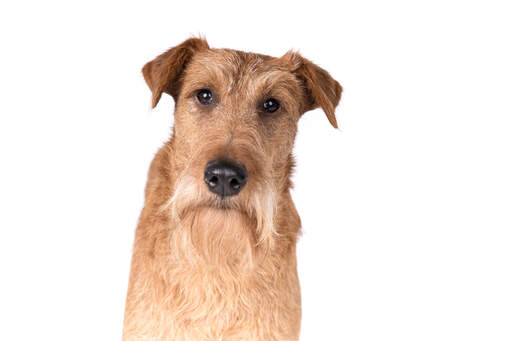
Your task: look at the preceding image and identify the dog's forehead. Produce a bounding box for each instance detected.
[194,48,275,73]
[186,49,295,87]
[181,49,301,101]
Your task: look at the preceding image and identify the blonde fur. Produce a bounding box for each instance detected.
[123,38,341,341]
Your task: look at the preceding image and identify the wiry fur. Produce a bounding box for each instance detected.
[123,37,342,341]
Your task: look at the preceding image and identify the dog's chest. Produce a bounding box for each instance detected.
[157,260,298,341]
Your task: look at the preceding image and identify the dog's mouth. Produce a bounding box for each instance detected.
[165,173,276,249]
[169,191,249,220]
[192,197,248,217]
[211,196,238,210]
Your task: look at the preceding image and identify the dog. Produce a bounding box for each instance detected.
[123,37,342,341]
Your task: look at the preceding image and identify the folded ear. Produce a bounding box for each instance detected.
[281,51,342,128]
[142,37,209,108]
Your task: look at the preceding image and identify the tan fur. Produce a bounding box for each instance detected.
[123,38,342,341]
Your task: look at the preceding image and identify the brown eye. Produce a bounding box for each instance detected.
[196,89,213,105]
[262,98,280,113]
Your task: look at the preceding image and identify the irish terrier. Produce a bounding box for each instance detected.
[123,37,342,341]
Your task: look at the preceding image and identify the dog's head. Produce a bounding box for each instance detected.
[143,38,341,262]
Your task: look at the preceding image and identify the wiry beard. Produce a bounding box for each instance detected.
[160,175,277,270]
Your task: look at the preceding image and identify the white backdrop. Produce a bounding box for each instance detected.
[1,1,511,340]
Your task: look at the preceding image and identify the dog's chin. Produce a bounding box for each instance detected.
[165,203,258,269]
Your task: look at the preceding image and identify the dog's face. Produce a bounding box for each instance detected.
[142,38,341,264]
[172,48,303,198]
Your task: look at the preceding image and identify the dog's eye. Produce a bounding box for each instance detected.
[196,89,213,105]
[262,98,280,113]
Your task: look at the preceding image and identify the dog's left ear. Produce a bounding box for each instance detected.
[142,37,210,108]
[281,51,342,128]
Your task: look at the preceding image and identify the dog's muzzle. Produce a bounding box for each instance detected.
[204,159,248,197]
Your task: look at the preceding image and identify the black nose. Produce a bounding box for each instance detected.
[204,159,248,197]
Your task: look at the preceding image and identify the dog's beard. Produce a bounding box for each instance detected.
[161,175,277,269]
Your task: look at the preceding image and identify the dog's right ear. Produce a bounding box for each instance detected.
[142,37,209,108]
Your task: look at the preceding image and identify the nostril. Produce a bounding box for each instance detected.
[229,178,240,189]
[206,175,219,187]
